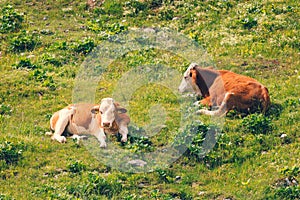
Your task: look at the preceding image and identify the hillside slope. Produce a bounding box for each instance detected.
[0,0,299,199]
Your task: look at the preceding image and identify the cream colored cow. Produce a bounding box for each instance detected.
[47,98,130,148]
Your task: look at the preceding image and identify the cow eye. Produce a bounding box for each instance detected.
[100,111,103,114]
[184,76,188,79]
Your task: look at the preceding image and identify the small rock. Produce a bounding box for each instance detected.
[280,134,287,138]
[127,159,147,167]
[143,28,156,34]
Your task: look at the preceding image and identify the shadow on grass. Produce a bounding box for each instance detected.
[266,103,283,119]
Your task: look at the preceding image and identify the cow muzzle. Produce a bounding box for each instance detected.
[102,122,111,128]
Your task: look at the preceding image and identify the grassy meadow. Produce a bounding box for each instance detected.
[0,0,299,199]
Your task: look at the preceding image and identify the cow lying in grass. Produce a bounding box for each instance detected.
[179,63,270,116]
[47,98,130,148]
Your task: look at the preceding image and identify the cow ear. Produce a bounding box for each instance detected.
[117,107,127,114]
[91,105,100,114]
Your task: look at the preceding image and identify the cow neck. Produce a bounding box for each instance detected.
[194,68,210,98]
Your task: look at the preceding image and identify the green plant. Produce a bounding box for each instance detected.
[87,19,128,37]
[156,169,174,183]
[8,30,41,52]
[241,16,258,29]
[29,69,56,90]
[281,166,300,177]
[103,2,123,18]
[67,160,86,173]
[0,104,12,116]
[73,38,95,55]
[0,194,13,200]
[0,141,24,165]
[173,121,209,158]
[13,58,38,70]
[125,0,149,16]
[273,186,300,200]
[67,173,122,198]
[159,9,174,20]
[125,127,154,152]
[41,54,63,67]
[241,113,272,134]
[0,5,24,33]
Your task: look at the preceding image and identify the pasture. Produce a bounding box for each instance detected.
[0,0,299,199]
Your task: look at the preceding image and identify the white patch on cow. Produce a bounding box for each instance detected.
[99,98,116,128]
[51,107,76,143]
[178,63,197,93]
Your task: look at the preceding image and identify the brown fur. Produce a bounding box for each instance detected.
[190,66,270,115]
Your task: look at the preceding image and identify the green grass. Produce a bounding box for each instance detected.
[0,0,299,199]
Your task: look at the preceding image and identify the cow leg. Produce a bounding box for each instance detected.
[119,123,128,142]
[197,92,234,116]
[51,107,75,143]
[94,129,107,148]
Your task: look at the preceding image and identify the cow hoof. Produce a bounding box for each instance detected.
[52,135,67,143]
[193,101,201,106]
[45,132,53,136]
[100,142,107,148]
[196,109,206,115]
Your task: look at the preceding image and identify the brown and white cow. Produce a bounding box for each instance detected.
[47,98,130,148]
[179,63,270,116]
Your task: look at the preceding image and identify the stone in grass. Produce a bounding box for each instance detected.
[127,159,147,167]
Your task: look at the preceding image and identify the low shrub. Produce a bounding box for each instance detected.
[29,69,56,90]
[241,16,258,29]
[0,5,24,33]
[0,141,24,165]
[87,20,128,37]
[264,166,300,199]
[13,58,39,70]
[241,113,272,134]
[0,194,13,200]
[67,160,86,174]
[173,121,210,159]
[156,168,174,183]
[73,38,95,55]
[0,104,12,116]
[67,173,122,198]
[8,30,41,52]
[41,54,63,67]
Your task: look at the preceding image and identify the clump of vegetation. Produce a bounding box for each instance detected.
[241,113,272,134]
[13,58,38,70]
[87,20,128,38]
[241,16,258,29]
[173,121,210,159]
[8,30,41,52]
[0,104,12,116]
[67,173,122,198]
[264,166,300,199]
[0,141,24,165]
[156,168,175,183]
[72,38,95,55]
[0,194,14,200]
[0,5,24,33]
[41,54,63,67]
[67,160,86,174]
[29,69,56,90]
[122,126,154,152]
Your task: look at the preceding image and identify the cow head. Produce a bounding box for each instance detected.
[92,98,127,128]
[178,63,199,94]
